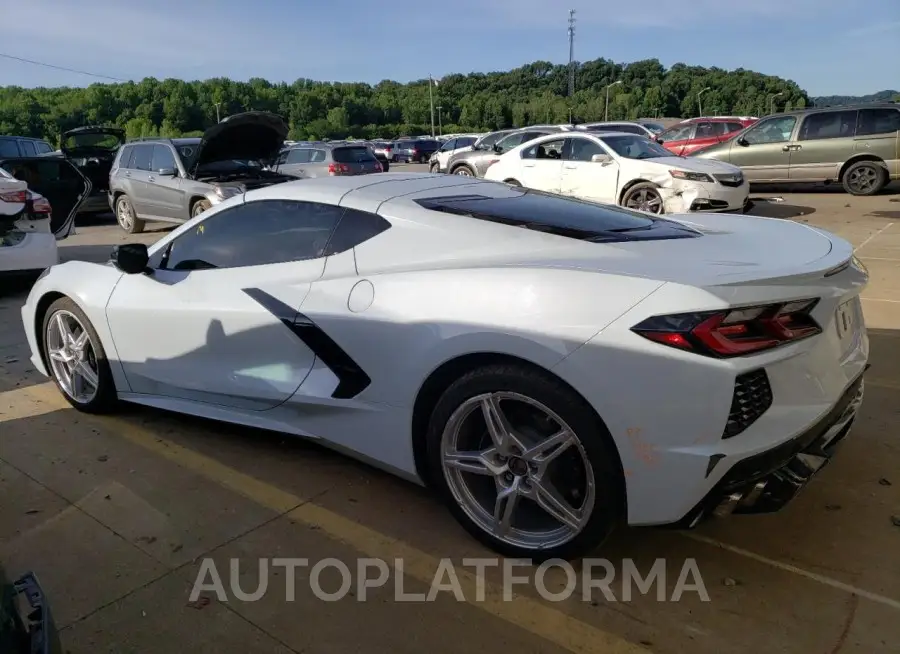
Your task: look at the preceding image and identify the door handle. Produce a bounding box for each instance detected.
[563,164,577,169]
[782,144,801,152]
[523,163,535,168]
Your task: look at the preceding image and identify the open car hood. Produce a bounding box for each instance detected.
[61,126,125,157]
[190,112,289,175]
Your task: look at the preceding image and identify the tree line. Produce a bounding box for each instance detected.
[0,57,813,143]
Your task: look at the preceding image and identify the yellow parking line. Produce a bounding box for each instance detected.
[18,382,649,654]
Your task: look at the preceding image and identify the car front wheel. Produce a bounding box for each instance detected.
[426,363,623,561]
[42,297,118,413]
[192,199,212,217]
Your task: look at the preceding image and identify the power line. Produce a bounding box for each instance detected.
[0,52,127,82]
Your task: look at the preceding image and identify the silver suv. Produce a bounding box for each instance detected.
[271,142,383,177]
[108,112,297,233]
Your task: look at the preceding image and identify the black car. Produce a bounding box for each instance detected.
[59,126,126,214]
[392,139,440,163]
[0,566,62,654]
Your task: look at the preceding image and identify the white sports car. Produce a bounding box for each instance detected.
[484,131,750,214]
[21,173,868,560]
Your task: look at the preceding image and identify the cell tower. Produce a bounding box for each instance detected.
[567,9,576,98]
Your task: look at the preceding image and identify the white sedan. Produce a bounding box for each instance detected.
[0,160,88,275]
[21,173,868,560]
[484,131,750,214]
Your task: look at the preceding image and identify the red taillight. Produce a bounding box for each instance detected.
[328,163,350,175]
[31,196,52,214]
[632,299,822,357]
[0,190,27,203]
[411,149,418,155]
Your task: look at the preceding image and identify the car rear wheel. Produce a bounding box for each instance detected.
[426,363,622,561]
[842,161,887,196]
[42,297,118,413]
[452,166,474,177]
[191,199,212,217]
[429,163,440,174]
[622,183,665,214]
[115,195,145,234]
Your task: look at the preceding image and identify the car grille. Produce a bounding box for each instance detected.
[714,173,744,187]
[723,369,773,438]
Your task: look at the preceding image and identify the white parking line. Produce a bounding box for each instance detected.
[861,297,900,304]
[685,533,900,611]
[854,222,894,252]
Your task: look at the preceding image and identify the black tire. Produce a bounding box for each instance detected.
[114,194,145,234]
[504,178,522,187]
[451,165,475,177]
[191,199,212,217]
[842,161,887,196]
[429,163,440,174]
[621,182,665,214]
[41,297,119,414]
[425,363,623,561]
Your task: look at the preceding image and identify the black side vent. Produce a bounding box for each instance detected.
[723,369,773,439]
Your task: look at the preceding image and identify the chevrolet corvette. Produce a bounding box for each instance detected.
[21,173,869,560]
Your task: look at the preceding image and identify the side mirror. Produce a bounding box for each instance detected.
[591,154,612,164]
[111,243,149,275]
[656,137,664,144]
[492,143,502,153]
[737,137,749,147]
[157,167,177,176]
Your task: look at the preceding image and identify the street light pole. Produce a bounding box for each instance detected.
[767,92,784,115]
[214,102,221,123]
[605,80,622,121]
[697,87,711,117]
[428,75,436,138]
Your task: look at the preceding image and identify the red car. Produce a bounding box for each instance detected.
[656,117,758,156]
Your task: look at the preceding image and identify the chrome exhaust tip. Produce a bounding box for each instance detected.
[713,492,744,517]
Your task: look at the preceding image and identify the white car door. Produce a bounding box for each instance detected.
[515,138,565,192]
[559,137,620,204]
[104,199,347,410]
[436,139,457,170]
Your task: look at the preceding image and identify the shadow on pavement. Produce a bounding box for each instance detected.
[747,198,817,219]
[751,181,900,196]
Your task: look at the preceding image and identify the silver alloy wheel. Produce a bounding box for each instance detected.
[624,188,664,214]
[46,310,100,404]
[441,392,596,550]
[116,198,133,230]
[454,167,472,176]
[847,165,879,194]
[192,201,209,217]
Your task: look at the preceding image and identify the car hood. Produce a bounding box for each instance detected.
[641,156,740,174]
[190,112,289,174]
[689,141,731,159]
[61,126,125,156]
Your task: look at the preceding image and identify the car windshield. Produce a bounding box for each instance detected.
[64,131,123,150]
[601,135,672,160]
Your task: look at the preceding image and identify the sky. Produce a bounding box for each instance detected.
[0,0,898,96]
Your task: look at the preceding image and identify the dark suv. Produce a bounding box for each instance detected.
[392,139,440,163]
[0,136,54,158]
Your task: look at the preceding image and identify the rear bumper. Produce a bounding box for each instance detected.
[677,370,865,527]
[0,232,58,273]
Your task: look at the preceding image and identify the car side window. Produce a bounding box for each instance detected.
[151,145,177,172]
[798,111,858,141]
[0,139,19,157]
[457,137,476,148]
[725,122,745,134]
[439,139,457,152]
[117,145,134,169]
[495,133,525,153]
[132,144,153,171]
[287,149,311,164]
[20,141,37,157]
[695,122,716,139]
[310,149,327,163]
[324,208,392,255]
[35,141,53,154]
[742,116,797,145]
[856,108,900,136]
[161,200,345,271]
[619,125,647,135]
[660,124,694,142]
[565,138,606,162]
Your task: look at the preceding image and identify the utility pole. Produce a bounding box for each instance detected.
[436,106,443,136]
[428,75,436,138]
[567,9,576,121]
[697,87,710,117]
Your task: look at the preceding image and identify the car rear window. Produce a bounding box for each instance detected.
[414,190,695,241]
[332,146,377,163]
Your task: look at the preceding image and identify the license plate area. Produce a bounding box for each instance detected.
[835,298,860,355]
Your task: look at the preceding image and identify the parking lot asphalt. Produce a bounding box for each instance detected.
[1,168,899,653]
